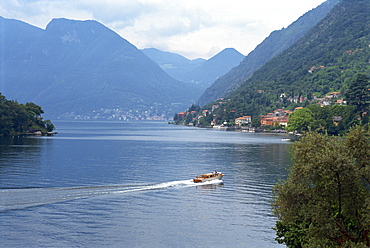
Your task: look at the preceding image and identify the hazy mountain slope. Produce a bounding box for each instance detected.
[183,48,244,88]
[142,48,205,82]
[0,17,44,88]
[143,47,244,90]
[196,0,341,106]
[0,18,199,118]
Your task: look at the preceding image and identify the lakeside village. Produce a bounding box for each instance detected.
[64,108,169,121]
[174,91,345,133]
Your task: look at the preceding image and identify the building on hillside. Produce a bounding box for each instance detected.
[235,116,252,125]
[260,114,274,126]
[276,115,289,127]
[177,112,186,118]
[308,65,325,73]
[260,109,292,127]
[333,116,342,126]
[316,91,342,106]
[335,99,346,105]
[320,100,332,106]
[212,105,219,111]
[260,114,290,127]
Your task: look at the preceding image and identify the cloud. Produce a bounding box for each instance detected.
[77,1,157,28]
[0,0,327,59]
[117,1,212,36]
[1,0,93,28]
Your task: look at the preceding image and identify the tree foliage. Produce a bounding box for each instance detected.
[0,93,55,136]
[285,104,360,135]
[272,126,370,247]
[345,74,370,119]
[285,108,314,133]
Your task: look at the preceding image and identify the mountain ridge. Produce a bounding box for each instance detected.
[204,0,370,122]
[196,0,341,106]
[143,47,244,89]
[0,17,199,119]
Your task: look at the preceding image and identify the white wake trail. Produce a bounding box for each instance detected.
[0,179,223,211]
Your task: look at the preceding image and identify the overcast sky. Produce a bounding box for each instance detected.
[1,0,327,59]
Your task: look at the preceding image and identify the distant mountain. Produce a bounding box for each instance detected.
[205,0,370,119]
[142,48,205,85]
[0,17,199,119]
[184,48,245,88]
[143,48,244,90]
[196,0,341,106]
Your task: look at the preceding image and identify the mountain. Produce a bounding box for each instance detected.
[143,48,244,90]
[142,48,205,85]
[184,48,244,88]
[0,17,199,119]
[196,0,341,106]
[205,0,370,120]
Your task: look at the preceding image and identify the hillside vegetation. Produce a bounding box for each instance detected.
[196,0,341,106]
[178,0,369,133]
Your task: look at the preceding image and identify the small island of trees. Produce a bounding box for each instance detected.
[0,93,55,136]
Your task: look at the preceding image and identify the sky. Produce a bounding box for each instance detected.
[1,0,328,59]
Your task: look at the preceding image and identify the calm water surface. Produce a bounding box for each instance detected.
[0,121,290,247]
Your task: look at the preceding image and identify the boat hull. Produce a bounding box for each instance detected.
[193,174,223,183]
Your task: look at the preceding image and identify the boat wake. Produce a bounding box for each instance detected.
[0,179,223,211]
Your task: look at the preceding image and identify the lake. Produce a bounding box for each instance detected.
[0,121,290,247]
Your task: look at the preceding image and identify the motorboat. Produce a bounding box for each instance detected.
[193,172,224,183]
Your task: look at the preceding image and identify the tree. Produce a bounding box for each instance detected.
[173,113,179,122]
[0,94,55,135]
[285,108,314,133]
[330,105,359,135]
[272,126,370,247]
[306,105,334,134]
[345,74,370,121]
[185,112,193,125]
[188,104,200,112]
[45,120,55,132]
[25,102,44,117]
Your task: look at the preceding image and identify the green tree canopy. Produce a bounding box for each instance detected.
[0,93,55,136]
[285,108,314,133]
[345,73,370,120]
[272,126,370,247]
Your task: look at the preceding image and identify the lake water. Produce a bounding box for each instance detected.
[0,121,290,247]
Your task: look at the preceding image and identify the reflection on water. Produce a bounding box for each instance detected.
[196,182,224,190]
[0,136,53,189]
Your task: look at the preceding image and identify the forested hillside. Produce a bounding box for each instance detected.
[196,0,340,106]
[184,0,369,128]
